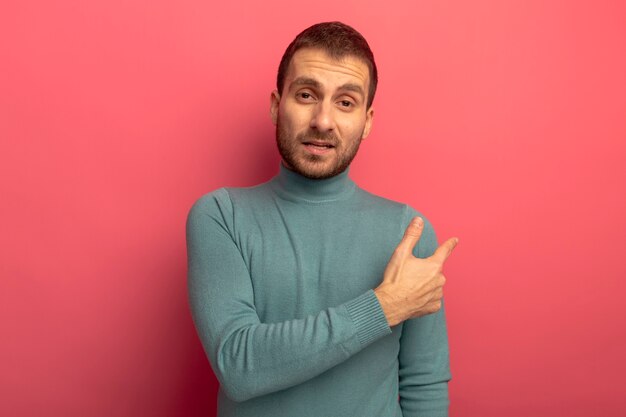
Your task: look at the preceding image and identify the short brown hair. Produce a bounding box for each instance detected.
[277,21,378,109]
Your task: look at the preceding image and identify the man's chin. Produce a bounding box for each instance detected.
[288,160,345,180]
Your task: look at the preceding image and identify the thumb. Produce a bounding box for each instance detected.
[396,217,424,257]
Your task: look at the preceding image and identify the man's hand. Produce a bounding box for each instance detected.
[374,217,458,327]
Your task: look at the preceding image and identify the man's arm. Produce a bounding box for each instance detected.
[398,212,451,416]
[398,301,451,416]
[186,190,391,402]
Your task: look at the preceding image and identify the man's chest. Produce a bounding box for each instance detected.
[231,207,399,322]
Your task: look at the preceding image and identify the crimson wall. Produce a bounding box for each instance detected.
[2,1,625,416]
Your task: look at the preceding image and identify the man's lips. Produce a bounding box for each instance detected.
[302,140,335,155]
[302,140,335,148]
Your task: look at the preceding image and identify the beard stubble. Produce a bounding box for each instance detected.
[275,119,363,180]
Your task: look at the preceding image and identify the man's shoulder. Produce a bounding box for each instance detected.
[355,186,438,254]
[186,188,232,229]
[188,180,273,218]
[189,187,230,212]
[354,186,422,219]
[355,186,403,208]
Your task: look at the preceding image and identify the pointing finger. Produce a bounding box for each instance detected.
[431,237,459,264]
[396,217,424,256]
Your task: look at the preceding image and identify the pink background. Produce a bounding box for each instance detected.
[2,1,625,416]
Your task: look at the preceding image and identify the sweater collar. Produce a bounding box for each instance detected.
[270,162,356,203]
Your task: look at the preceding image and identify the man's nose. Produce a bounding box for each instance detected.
[310,101,334,132]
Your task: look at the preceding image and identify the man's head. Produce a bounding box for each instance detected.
[271,22,377,179]
[277,22,378,110]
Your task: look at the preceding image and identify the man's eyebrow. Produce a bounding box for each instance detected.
[290,77,365,98]
[339,83,365,97]
[290,77,321,89]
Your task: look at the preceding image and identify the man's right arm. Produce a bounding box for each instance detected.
[186,190,391,402]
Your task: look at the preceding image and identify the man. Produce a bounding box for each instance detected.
[187,21,458,417]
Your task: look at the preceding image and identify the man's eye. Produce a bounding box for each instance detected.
[340,100,353,107]
[300,93,312,99]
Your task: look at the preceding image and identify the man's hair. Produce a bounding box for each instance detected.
[277,21,378,109]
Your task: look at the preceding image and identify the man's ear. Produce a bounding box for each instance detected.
[270,90,280,125]
[361,106,374,139]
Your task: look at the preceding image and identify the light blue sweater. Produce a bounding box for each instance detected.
[187,164,450,416]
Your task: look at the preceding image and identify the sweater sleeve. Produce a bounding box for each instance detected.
[186,190,391,402]
[398,207,451,417]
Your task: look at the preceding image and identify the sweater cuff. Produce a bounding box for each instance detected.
[344,290,392,346]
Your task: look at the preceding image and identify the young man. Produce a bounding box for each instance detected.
[187,21,458,417]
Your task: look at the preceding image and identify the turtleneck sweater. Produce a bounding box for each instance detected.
[186,164,451,417]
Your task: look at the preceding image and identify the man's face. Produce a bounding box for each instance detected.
[270,47,374,179]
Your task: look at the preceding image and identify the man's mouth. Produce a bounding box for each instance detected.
[302,140,335,149]
[302,140,336,155]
